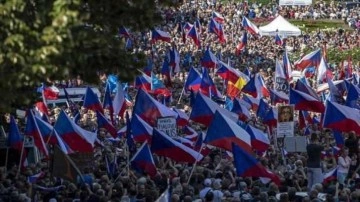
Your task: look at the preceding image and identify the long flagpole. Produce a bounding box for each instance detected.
[16,141,25,178]
[4,148,8,173]
[177,88,185,104]
[186,143,204,184]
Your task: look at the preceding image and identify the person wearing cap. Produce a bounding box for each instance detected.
[199,178,212,199]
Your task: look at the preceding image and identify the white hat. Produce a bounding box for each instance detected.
[204,178,212,187]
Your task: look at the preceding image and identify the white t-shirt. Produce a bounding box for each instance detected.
[338,155,351,174]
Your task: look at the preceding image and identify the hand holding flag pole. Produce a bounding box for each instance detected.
[186,143,204,184]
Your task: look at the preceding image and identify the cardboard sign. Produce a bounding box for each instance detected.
[157,117,177,137]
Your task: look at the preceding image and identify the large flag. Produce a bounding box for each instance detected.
[132,89,177,126]
[294,49,322,70]
[327,78,345,104]
[8,116,24,150]
[54,110,97,153]
[151,129,203,163]
[201,46,218,68]
[295,79,320,100]
[236,32,247,55]
[189,92,238,126]
[232,143,281,185]
[212,11,225,23]
[131,114,153,143]
[323,167,337,184]
[187,25,201,48]
[25,110,49,157]
[242,73,269,98]
[317,57,333,83]
[269,89,289,105]
[231,98,251,121]
[151,29,171,44]
[205,111,252,152]
[34,115,55,144]
[345,83,360,109]
[184,67,202,92]
[289,88,325,113]
[173,108,189,127]
[199,68,221,98]
[135,72,152,91]
[323,101,360,134]
[130,142,157,177]
[83,87,103,113]
[246,125,270,152]
[113,83,127,118]
[51,145,84,183]
[241,17,260,36]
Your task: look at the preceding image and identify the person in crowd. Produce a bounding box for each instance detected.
[306,133,324,191]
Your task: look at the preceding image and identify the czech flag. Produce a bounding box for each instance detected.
[212,11,225,24]
[131,114,153,143]
[25,110,49,157]
[242,94,260,111]
[130,141,157,177]
[189,92,238,126]
[295,79,320,100]
[236,32,247,55]
[54,129,74,154]
[135,72,152,91]
[132,89,177,126]
[242,73,269,98]
[209,18,220,35]
[232,143,281,185]
[187,25,201,48]
[54,110,97,153]
[96,111,117,138]
[290,88,325,113]
[151,29,171,44]
[294,49,322,70]
[245,125,270,152]
[83,87,103,113]
[231,98,251,121]
[205,111,252,153]
[28,172,45,183]
[113,83,128,118]
[199,68,221,98]
[8,116,24,151]
[173,108,189,127]
[275,33,283,46]
[323,168,337,184]
[34,115,55,144]
[42,85,60,100]
[151,129,203,163]
[333,130,344,148]
[323,101,360,134]
[119,26,131,38]
[184,67,202,92]
[317,57,333,83]
[241,17,260,36]
[201,46,218,68]
[345,83,360,109]
[283,50,292,81]
[269,89,289,105]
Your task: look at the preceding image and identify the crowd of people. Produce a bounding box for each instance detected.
[1,0,360,201]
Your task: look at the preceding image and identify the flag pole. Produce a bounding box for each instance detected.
[16,140,25,178]
[186,143,204,184]
[4,147,9,174]
[177,88,185,104]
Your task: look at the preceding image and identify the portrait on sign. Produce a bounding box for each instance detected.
[278,105,294,123]
[277,105,295,137]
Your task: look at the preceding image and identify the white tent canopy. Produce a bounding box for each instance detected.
[259,15,301,36]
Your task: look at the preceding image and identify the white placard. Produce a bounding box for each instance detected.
[277,105,294,137]
[279,0,312,6]
[157,117,177,137]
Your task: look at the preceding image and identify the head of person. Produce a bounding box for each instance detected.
[310,133,319,143]
[280,106,292,122]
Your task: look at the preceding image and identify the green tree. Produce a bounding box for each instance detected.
[0,0,178,112]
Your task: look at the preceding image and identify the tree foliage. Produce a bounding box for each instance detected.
[0,0,179,112]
